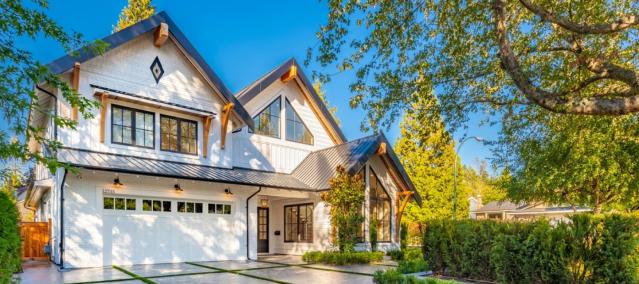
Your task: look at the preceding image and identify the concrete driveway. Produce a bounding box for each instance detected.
[17,255,396,284]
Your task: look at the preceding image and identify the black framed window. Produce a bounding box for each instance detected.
[284,203,313,243]
[111,105,154,148]
[160,115,198,155]
[251,97,280,138]
[103,197,136,211]
[208,203,232,215]
[285,99,313,145]
[143,199,171,212]
[369,169,391,242]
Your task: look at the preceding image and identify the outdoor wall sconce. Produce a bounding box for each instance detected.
[224,188,233,195]
[260,199,268,207]
[113,177,124,188]
[174,184,183,192]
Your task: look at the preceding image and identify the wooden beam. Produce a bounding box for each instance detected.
[154,23,169,47]
[396,191,414,239]
[376,142,387,155]
[71,62,80,121]
[220,103,234,149]
[202,116,213,157]
[98,93,108,143]
[280,65,297,83]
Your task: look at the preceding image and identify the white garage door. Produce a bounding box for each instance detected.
[101,196,241,265]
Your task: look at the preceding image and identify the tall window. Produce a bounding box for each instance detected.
[284,203,313,242]
[370,169,391,242]
[252,97,280,138]
[285,99,313,145]
[111,105,154,148]
[160,115,197,155]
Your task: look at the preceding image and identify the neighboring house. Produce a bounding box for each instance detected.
[468,196,590,221]
[25,12,421,268]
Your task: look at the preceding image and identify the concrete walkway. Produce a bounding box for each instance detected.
[16,255,396,284]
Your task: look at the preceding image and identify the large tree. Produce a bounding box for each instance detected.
[0,0,104,172]
[395,97,470,224]
[496,112,639,213]
[113,0,155,32]
[310,0,639,131]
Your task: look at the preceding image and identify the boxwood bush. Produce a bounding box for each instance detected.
[424,214,639,283]
[302,250,384,265]
[0,190,21,283]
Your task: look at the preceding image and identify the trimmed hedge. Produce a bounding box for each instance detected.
[424,214,639,283]
[302,251,384,265]
[0,190,21,283]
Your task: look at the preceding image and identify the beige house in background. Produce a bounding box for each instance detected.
[469,196,591,221]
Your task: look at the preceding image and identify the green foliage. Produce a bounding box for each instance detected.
[400,223,408,251]
[321,166,365,252]
[395,97,470,224]
[113,0,155,32]
[498,113,639,213]
[302,251,384,265]
[424,214,639,283]
[373,269,458,284]
[404,248,423,262]
[387,249,404,261]
[462,162,506,204]
[0,190,21,283]
[311,0,639,133]
[0,1,104,173]
[312,80,340,126]
[370,219,378,252]
[397,259,429,274]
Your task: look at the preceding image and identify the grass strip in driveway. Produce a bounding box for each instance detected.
[112,265,156,284]
[256,260,378,276]
[66,277,138,284]
[186,262,291,284]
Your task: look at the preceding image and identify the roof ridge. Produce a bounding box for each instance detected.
[235,58,294,98]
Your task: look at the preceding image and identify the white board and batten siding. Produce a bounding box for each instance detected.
[233,79,337,173]
[56,32,235,169]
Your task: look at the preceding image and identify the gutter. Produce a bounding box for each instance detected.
[246,186,261,260]
[35,85,58,141]
[59,169,67,269]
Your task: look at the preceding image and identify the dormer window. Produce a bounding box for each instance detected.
[285,99,313,145]
[111,105,155,148]
[251,97,281,138]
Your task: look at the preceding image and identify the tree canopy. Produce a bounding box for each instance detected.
[310,0,639,131]
[496,112,639,213]
[0,0,104,172]
[312,79,340,125]
[113,0,155,33]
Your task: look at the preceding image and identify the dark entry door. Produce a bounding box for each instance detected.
[257,207,269,253]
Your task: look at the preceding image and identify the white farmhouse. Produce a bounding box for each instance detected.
[25,12,421,268]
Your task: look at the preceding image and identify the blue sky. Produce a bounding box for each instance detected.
[21,0,498,170]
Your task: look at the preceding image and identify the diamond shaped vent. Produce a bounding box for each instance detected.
[150,56,164,84]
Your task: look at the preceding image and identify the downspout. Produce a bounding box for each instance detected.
[59,169,67,268]
[246,186,261,260]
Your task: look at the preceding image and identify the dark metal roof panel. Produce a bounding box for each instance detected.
[235,58,345,142]
[57,148,312,191]
[45,11,253,130]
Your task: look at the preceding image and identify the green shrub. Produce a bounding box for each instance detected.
[387,249,404,261]
[423,214,639,283]
[0,190,21,283]
[373,269,458,284]
[397,259,429,274]
[404,248,423,261]
[401,222,409,251]
[370,220,378,252]
[302,250,384,265]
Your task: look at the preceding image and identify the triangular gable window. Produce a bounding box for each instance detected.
[251,97,281,138]
[285,99,314,145]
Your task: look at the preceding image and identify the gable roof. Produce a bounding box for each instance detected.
[291,133,422,204]
[46,11,253,130]
[235,58,346,143]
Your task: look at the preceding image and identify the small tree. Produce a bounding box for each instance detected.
[369,219,378,252]
[0,188,20,282]
[321,165,365,252]
[113,0,155,32]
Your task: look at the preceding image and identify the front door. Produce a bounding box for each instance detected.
[257,207,269,253]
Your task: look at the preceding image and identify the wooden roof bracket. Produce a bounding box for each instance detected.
[98,92,108,143]
[71,62,80,121]
[202,116,213,157]
[280,65,297,83]
[154,23,169,47]
[376,142,387,155]
[220,102,234,149]
[396,190,414,240]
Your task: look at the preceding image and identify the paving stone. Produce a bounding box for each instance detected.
[117,262,212,277]
[152,272,272,284]
[194,260,285,270]
[241,265,374,284]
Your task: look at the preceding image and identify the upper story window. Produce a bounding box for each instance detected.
[160,115,198,155]
[369,169,391,242]
[111,105,155,148]
[285,99,313,145]
[251,97,280,138]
